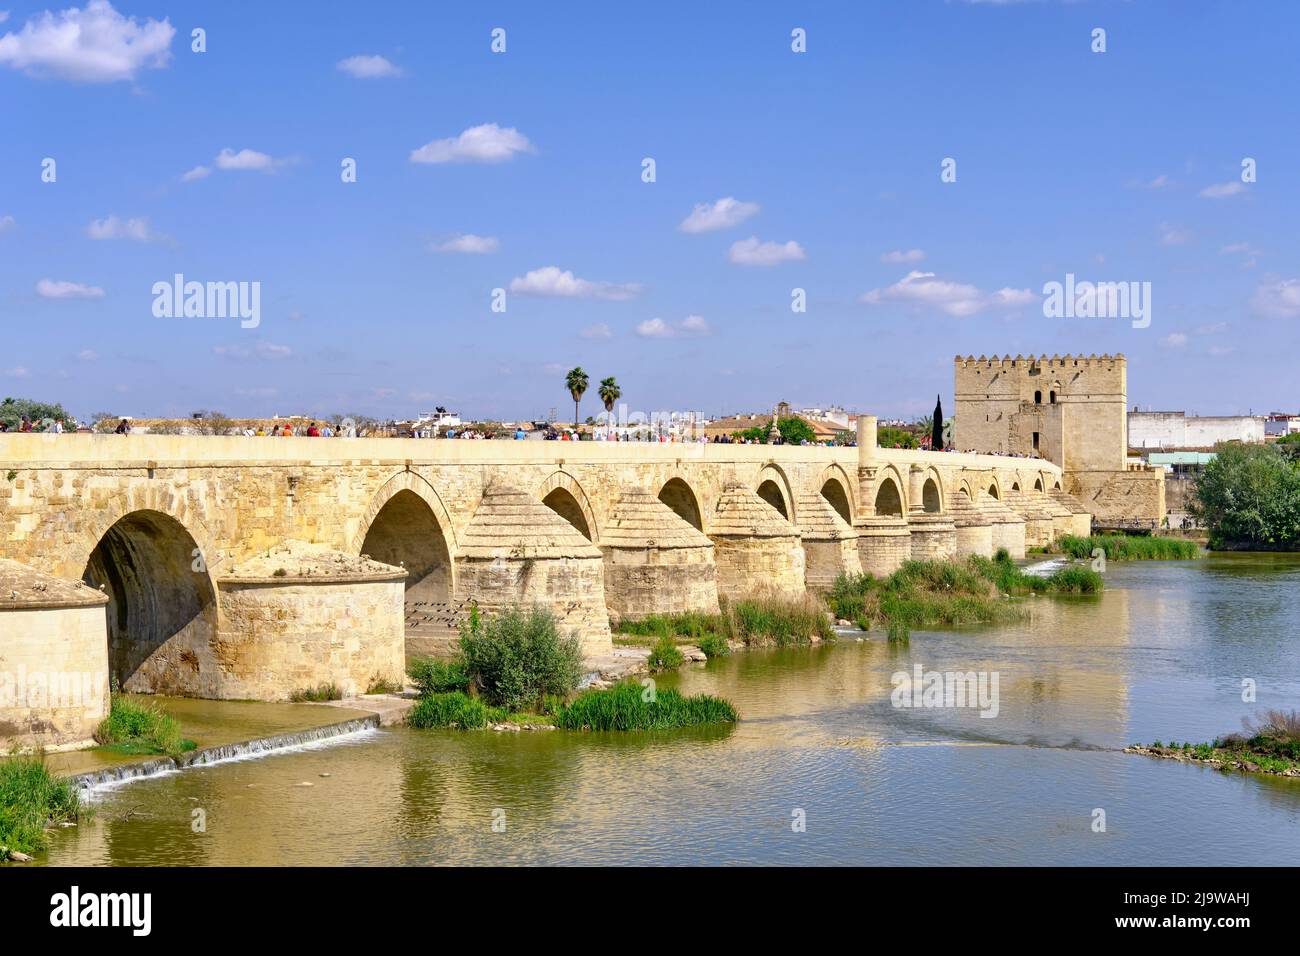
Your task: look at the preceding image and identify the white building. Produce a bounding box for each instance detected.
[1128,410,1265,449]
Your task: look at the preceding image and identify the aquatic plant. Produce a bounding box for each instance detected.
[408,692,490,730]
[95,693,194,756]
[1053,534,1199,561]
[289,682,343,703]
[554,682,738,731]
[0,756,81,859]
[829,553,1103,632]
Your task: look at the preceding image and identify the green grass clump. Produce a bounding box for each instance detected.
[95,694,194,756]
[647,635,684,671]
[407,656,470,696]
[615,610,721,642]
[721,595,834,647]
[288,683,343,703]
[408,692,490,729]
[458,606,584,712]
[0,756,81,859]
[1054,534,1199,561]
[830,553,1102,632]
[554,682,738,731]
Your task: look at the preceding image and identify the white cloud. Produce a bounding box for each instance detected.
[1161,333,1188,348]
[0,0,174,83]
[508,266,641,301]
[636,314,710,338]
[1199,181,1246,199]
[434,233,499,254]
[76,349,98,361]
[860,271,1034,317]
[0,13,9,24]
[880,249,925,264]
[678,197,760,234]
[0,214,14,233]
[728,236,806,266]
[214,147,286,172]
[1159,223,1192,246]
[36,278,104,299]
[2,366,29,378]
[86,215,157,241]
[180,165,210,182]
[1250,278,1300,319]
[410,123,534,164]
[1220,242,1260,268]
[213,342,292,361]
[580,323,613,340]
[336,54,402,78]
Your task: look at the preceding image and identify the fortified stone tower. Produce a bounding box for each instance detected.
[953,354,1163,527]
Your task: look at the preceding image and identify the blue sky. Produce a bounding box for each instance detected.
[2,0,1297,423]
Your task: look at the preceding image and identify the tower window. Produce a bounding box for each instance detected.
[1034,390,1042,404]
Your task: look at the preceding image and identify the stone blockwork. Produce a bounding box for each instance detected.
[454,485,613,657]
[599,488,719,621]
[0,433,1065,717]
[793,491,861,592]
[709,484,806,600]
[213,542,407,701]
[953,354,1164,526]
[0,559,110,751]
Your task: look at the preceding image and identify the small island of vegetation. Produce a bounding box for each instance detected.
[406,606,739,732]
[1128,709,1300,777]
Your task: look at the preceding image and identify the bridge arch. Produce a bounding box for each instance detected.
[818,463,856,524]
[539,471,598,542]
[986,476,1003,500]
[922,466,945,513]
[81,509,219,694]
[658,476,705,532]
[357,472,457,603]
[873,464,907,517]
[755,463,795,523]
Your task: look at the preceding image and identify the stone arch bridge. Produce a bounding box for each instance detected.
[0,418,1088,748]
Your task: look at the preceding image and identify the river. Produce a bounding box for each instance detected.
[45,554,1300,866]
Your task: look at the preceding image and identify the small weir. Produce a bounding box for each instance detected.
[70,715,381,792]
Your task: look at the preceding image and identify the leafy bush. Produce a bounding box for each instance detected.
[458,607,584,712]
[95,694,193,756]
[0,756,81,859]
[407,656,470,696]
[408,692,489,729]
[647,635,684,671]
[696,633,730,658]
[555,682,738,731]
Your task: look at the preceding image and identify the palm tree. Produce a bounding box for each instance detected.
[598,376,621,437]
[565,367,589,429]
